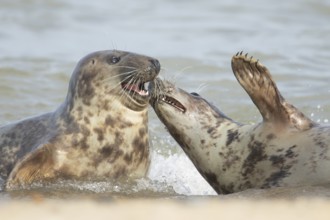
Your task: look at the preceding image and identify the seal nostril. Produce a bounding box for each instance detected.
[149,59,161,73]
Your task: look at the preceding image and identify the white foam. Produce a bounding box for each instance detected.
[148,141,217,195]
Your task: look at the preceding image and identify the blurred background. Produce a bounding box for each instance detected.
[0,0,330,198]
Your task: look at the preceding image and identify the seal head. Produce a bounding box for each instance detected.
[0,50,160,190]
[67,50,161,111]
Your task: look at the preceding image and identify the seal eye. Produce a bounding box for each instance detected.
[191,92,200,96]
[110,56,120,64]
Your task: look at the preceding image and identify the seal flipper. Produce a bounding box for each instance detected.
[231,52,315,131]
[5,144,55,190]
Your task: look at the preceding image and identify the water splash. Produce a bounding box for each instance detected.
[148,148,216,195]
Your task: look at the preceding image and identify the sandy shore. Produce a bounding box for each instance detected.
[1,198,329,220]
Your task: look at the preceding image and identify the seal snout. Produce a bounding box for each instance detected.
[148,78,187,113]
[124,59,160,98]
[149,59,161,73]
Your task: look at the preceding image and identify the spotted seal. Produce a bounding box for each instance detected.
[0,50,160,190]
[149,52,330,194]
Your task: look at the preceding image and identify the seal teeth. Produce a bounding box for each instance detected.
[121,82,149,97]
[138,89,149,96]
[161,95,186,113]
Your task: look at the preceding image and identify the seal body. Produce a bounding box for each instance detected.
[0,50,160,190]
[150,53,330,194]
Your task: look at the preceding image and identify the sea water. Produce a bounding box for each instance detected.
[0,0,330,199]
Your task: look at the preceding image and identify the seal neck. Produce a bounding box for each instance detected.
[56,97,148,128]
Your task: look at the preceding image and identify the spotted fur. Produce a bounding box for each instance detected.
[0,50,160,190]
[150,53,330,194]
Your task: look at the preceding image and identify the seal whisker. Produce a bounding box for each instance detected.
[159,67,168,74]
[121,76,148,108]
[111,65,139,70]
[162,76,177,90]
[114,75,135,102]
[159,66,193,86]
[154,79,162,98]
[196,83,208,94]
[102,69,137,82]
[151,78,163,99]
[104,70,138,91]
[130,76,141,95]
[117,75,139,104]
[121,76,137,100]
[173,66,194,81]
[156,78,165,102]
[102,74,134,95]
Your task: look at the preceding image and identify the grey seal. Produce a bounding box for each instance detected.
[149,52,330,194]
[0,50,160,190]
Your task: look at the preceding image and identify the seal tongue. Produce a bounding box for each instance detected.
[123,84,139,91]
[122,83,149,96]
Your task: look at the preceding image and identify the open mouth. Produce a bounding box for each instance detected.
[121,82,149,97]
[161,95,186,113]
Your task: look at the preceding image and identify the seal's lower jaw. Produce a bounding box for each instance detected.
[121,82,150,104]
[160,95,186,113]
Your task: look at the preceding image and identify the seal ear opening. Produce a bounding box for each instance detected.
[5,144,54,190]
[91,59,96,65]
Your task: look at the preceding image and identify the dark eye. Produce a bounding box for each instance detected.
[110,56,120,64]
[190,92,200,96]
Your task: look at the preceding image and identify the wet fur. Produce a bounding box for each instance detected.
[0,50,160,190]
[150,53,330,194]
